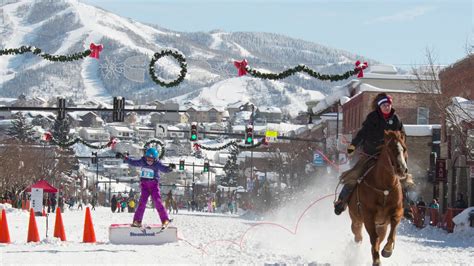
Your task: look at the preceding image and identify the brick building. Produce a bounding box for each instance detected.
[438,54,474,209]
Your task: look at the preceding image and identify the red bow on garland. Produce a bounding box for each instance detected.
[355,61,368,78]
[193,143,201,151]
[234,59,248,76]
[89,43,103,59]
[43,132,53,142]
[108,137,118,149]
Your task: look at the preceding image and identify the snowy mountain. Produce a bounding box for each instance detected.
[0,0,374,115]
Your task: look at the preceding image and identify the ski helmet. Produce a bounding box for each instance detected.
[145,147,159,159]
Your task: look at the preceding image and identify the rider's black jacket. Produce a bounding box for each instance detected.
[351,108,404,155]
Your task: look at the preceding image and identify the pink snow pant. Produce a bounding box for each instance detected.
[133,179,169,223]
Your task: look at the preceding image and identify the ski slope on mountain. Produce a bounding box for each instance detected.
[0,0,368,111]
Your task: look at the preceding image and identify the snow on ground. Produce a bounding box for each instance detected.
[1,175,473,265]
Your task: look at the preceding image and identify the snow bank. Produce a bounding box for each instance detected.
[452,207,474,236]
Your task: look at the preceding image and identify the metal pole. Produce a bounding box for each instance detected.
[251,150,254,188]
[109,175,112,206]
[192,162,195,201]
[96,154,99,195]
[336,102,340,168]
[208,170,210,192]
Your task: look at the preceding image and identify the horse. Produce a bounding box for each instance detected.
[347,130,408,266]
[165,195,178,214]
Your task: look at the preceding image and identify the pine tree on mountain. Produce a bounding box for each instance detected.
[7,112,35,142]
[52,117,71,143]
[223,145,240,185]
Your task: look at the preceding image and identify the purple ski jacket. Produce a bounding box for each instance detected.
[124,157,172,181]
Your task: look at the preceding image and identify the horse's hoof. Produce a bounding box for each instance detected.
[382,249,392,258]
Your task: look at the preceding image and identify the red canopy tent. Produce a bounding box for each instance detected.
[26,180,58,193]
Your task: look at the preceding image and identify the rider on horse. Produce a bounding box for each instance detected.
[334,93,412,215]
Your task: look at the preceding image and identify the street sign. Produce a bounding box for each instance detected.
[155,124,167,138]
[313,152,325,167]
[265,130,278,143]
[31,188,43,213]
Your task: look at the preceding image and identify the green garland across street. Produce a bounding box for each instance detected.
[195,139,265,151]
[247,64,356,81]
[0,44,104,62]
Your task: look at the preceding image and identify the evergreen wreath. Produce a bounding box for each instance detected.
[43,132,117,149]
[234,59,368,81]
[0,43,103,62]
[149,50,187,87]
[143,139,166,159]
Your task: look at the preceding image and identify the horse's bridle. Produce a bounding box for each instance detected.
[357,138,403,208]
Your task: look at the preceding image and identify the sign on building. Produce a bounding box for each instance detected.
[435,159,447,182]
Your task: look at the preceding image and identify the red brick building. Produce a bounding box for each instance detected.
[439,55,474,99]
[438,54,474,208]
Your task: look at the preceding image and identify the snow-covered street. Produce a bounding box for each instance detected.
[1,179,473,265]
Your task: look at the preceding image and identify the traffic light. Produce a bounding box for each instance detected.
[203,161,209,172]
[179,160,185,171]
[245,124,253,144]
[190,123,198,141]
[57,97,66,120]
[113,96,125,122]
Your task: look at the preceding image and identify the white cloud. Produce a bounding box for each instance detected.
[365,6,436,24]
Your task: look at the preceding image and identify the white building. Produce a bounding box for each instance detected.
[134,126,155,140]
[106,125,134,140]
[78,127,110,142]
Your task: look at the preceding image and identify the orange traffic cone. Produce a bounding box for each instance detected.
[54,207,66,241]
[0,209,11,243]
[27,208,40,243]
[82,207,96,243]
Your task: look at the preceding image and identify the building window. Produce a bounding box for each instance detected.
[417,107,429,125]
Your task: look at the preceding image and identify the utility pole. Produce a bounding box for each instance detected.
[208,169,210,192]
[109,175,112,206]
[92,152,99,195]
[192,162,195,201]
[251,150,254,190]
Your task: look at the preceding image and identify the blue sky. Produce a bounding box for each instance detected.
[83,0,473,68]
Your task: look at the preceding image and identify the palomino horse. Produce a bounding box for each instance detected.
[165,196,178,214]
[347,130,408,266]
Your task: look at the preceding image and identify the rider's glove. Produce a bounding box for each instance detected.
[347,144,356,156]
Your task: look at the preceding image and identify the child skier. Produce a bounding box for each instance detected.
[122,147,175,228]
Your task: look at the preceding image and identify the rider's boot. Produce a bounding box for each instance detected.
[334,184,354,215]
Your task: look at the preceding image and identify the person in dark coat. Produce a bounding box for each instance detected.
[334,93,406,215]
[50,194,57,213]
[111,195,117,213]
